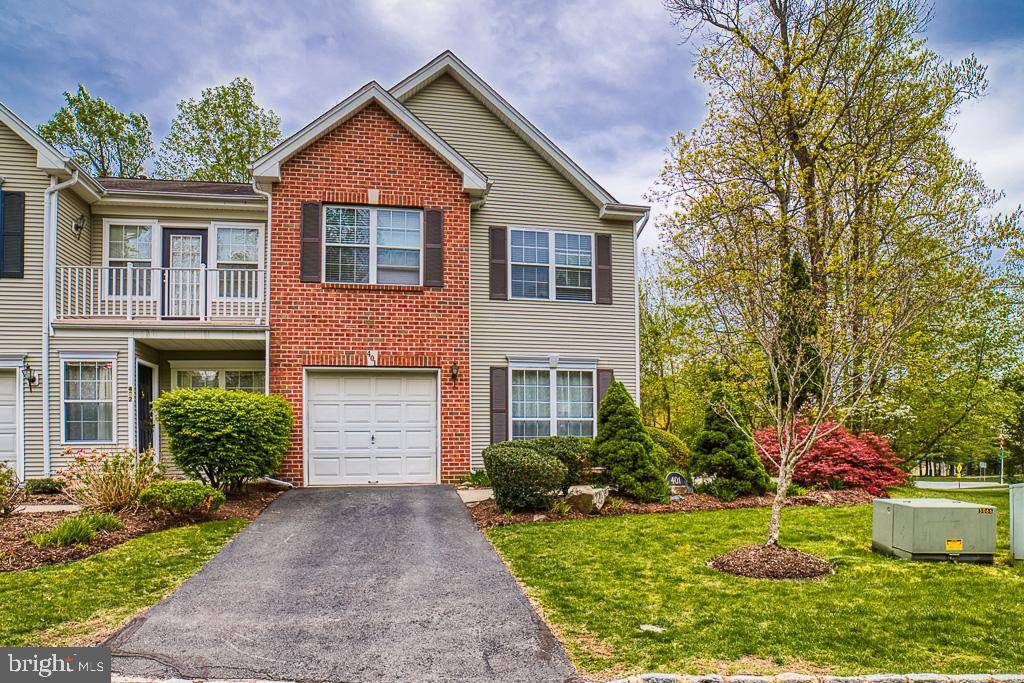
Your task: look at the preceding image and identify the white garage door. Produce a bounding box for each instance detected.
[0,370,18,472]
[306,371,438,485]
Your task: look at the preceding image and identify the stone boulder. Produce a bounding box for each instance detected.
[565,486,609,514]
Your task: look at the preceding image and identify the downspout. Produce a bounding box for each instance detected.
[42,170,79,475]
[251,180,272,393]
[632,210,649,404]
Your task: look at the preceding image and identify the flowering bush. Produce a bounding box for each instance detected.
[755,422,908,495]
[57,448,163,512]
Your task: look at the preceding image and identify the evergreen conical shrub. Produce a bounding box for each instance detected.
[691,376,771,501]
[594,381,669,503]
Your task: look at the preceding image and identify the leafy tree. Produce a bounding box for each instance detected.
[594,381,669,502]
[155,77,281,182]
[691,375,771,501]
[38,85,153,177]
[756,423,908,495]
[657,0,1019,545]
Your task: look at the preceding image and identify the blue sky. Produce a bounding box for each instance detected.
[1,1,1021,250]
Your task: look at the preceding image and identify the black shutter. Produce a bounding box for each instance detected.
[595,233,612,304]
[489,226,507,300]
[490,366,508,443]
[300,201,322,283]
[423,208,444,288]
[597,368,614,405]
[1,191,25,278]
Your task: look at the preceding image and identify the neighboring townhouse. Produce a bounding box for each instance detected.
[0,51,648,487]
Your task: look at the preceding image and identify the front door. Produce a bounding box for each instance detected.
[162,228,207,318]
[137,363,154,453]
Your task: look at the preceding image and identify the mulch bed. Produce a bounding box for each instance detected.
[0,483,282,573]
[708,543,834,579]
[470,487,875,529]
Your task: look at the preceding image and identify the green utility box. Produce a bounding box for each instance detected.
[872,498,996,563]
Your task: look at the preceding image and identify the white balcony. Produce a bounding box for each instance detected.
[56,265,266,325]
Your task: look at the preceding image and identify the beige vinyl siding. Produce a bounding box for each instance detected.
[0,121,48,477]
[57,187,92,266]
[404,75,639,467]
[48,335,131,471]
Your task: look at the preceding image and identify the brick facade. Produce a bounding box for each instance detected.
[268,103,472,485]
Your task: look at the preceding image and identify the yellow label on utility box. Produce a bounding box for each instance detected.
[946,538,964,552]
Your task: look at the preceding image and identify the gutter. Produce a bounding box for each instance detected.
[251,180,272,393]
[42,170,80,475]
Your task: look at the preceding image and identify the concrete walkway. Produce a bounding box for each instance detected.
[108,486,576,683]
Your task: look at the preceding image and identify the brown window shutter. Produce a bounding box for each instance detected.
[423,208,444,288]
[489,226,507,300]
[597,368,615,405]
[595,233,612,304]
[490,366,509,443]
[300,201,322,283]
[1,191,25,278]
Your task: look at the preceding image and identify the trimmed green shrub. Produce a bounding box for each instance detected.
[593,381,669,503]
[522,436,593,494]
[0,462,23,517]
[30,513,122,548]
[483,442,567,511]
[58,448,162,512]
[648,428,690,473]
[24,477,64,495]
[140,480,226,517]
[690,378,771,502]
[154,389,293,491]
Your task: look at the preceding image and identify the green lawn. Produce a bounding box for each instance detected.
[488,487,1024,678]
[0,519,247,646]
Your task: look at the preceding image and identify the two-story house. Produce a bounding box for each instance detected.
[0,51,647,486]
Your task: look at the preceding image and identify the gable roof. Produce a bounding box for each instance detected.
[251,81,489,195]
[390,51,648,222]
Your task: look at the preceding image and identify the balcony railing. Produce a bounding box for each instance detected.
[56,265,266,324]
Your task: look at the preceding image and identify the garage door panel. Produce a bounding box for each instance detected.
[310,430,341,450]
[344,457,372,477]
[405,403,434,423]
[404,377,434,398]
[342,403,371,423]
[405,429,434,449]
[374,403,403,423]
[0,406,14,423]
[306,371,437,485]
[312,457,341,477]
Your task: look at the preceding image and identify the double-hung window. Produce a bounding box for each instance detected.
[63,358,115,443]
[510,228,593,301]
[510,367,596,439]
[172,363,265,393]
[215,226,261,298]
[106,224,152,296]
[324,206,422,285]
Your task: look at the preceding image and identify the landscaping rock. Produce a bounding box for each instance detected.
[565,485,608,514]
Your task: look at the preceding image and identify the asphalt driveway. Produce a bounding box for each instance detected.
[108,486,575,682]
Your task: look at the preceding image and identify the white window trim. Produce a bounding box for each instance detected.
[508,358,598,440]
[212,222,266,301]
[507,226,595,303]
[169,361,265,391]
[60,352,118,446]
[321,205,424,286]
[102,218,159,300]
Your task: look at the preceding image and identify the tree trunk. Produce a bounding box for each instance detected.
[766,465,793,546]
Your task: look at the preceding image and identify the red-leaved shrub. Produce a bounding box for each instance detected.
[755,422,908,495]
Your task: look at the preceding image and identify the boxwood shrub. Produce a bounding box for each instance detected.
[154,388,292,492]
[648,427,691,473]
[24,477,64,495]
[482,442,567,512]
[140,480,227,517]
[521,436,592,494]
